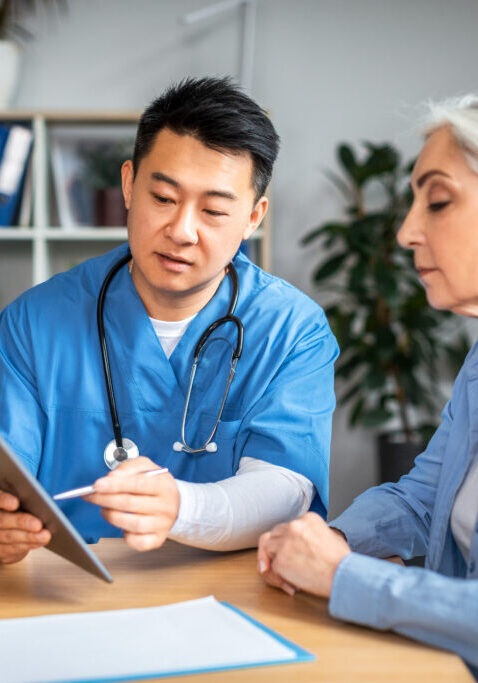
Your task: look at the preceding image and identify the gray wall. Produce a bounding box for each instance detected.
[8,0,478,517]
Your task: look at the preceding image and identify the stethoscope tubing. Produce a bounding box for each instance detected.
[97,250,132,449]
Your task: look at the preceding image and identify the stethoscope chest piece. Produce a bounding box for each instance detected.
[104,438,140,470]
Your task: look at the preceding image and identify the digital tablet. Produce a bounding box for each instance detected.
[0,435,112,582]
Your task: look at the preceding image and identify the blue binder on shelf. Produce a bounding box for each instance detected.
[0,124,33,227]
[0,124,10,160]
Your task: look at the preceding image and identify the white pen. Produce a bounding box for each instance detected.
[53,467,169,501]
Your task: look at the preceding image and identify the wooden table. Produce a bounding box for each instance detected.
[0,540,472,682]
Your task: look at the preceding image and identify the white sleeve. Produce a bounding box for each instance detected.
[168,456,315,551]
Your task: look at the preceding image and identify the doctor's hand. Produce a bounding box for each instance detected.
[257,512,351,599]
[85,457,180,552]
[0,490,51,564]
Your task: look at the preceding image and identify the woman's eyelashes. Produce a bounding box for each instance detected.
[428,200,451,212]
[426,182,453,213]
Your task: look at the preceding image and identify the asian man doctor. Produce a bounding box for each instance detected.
[0,77,338,564]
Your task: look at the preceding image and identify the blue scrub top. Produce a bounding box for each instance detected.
[0,244,339,542]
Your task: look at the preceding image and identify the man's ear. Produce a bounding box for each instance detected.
[121,160,134,210]
[243,196,268,240]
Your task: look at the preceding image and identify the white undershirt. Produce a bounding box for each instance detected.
[149,315,195,359]
[170,456,314,551]
[149,314,316,550]
[450,456,478,563]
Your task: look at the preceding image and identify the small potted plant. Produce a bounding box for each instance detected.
[302,141,470,481]
[81,140,134,227]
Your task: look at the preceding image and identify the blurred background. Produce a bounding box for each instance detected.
[1,0,478,518]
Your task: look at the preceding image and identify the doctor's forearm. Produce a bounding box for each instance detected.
[168,458,314,551]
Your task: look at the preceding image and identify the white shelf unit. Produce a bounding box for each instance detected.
[0,111,271,304]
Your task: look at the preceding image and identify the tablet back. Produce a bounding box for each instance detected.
[0,436,112,582]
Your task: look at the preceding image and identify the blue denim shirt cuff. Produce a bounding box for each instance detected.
[329,552,396,629]
[329,510,376,554]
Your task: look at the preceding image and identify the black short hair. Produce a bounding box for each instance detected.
[133,77,280,201]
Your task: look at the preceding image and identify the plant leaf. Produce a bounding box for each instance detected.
[313,252,348,284]
[301,222,347,246]
[337,144,360,183]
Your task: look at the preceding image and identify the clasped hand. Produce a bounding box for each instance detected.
[257,512,351,598]
[85,456,180,552]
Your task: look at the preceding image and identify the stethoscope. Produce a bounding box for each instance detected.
[97,250,244,470]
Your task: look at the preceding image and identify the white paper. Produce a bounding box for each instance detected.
[0,596,299,682]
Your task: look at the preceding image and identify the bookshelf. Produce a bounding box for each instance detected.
[0,111,270,307]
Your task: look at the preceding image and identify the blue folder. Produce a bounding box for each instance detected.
[0,124,9,160]
[0,124,33,227]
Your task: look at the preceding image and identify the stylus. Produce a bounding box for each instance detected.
[53,467,169,500]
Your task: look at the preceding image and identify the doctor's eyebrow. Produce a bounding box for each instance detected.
[151,172,180,187]
[150,172,237,201]
[204,189,237,201]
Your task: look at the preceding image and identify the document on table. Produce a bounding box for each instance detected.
[1,596,314,682]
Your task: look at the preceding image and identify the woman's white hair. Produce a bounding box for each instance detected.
[423,95,478,172]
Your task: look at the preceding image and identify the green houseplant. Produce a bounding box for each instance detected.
[303,141,470,481]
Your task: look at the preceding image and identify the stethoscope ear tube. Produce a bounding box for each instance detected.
[180,263,244,453]
[179,354,239,454]
[193,315,243,361]
[226,261,240,316]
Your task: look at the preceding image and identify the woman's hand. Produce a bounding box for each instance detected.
[257,512,351,598]
[85,456,180,552]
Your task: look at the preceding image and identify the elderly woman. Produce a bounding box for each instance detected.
[258,96,478,678]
